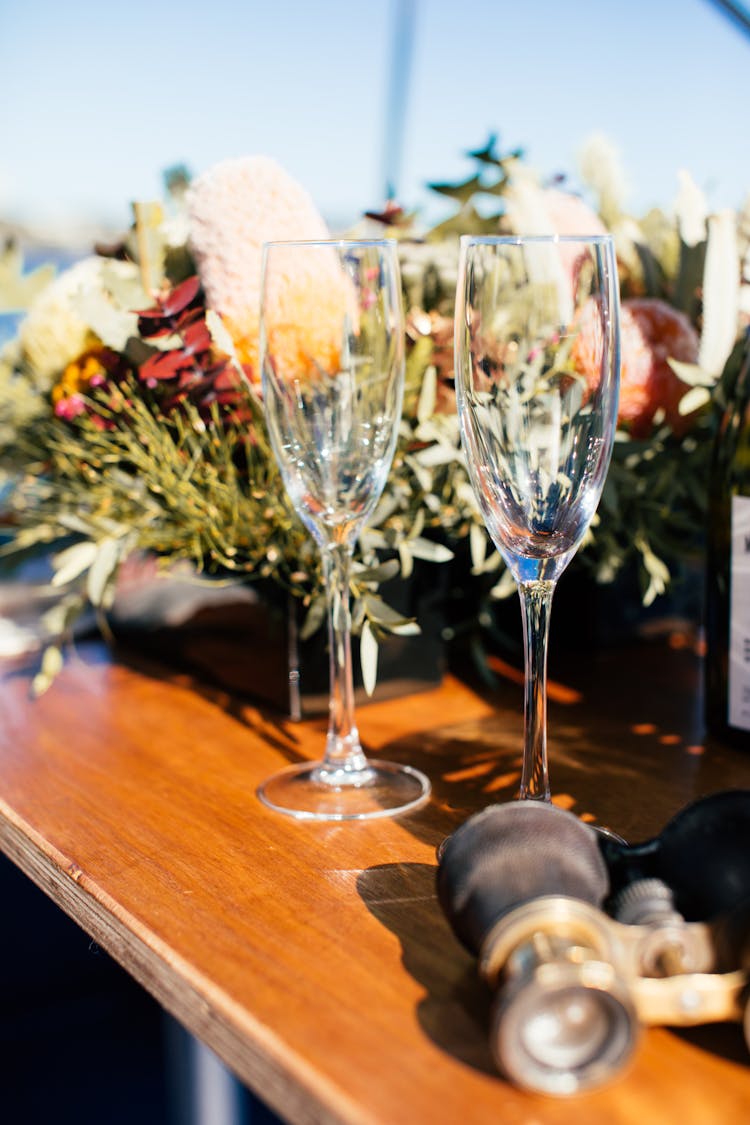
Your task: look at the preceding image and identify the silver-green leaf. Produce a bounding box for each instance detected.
[360,620,379,696]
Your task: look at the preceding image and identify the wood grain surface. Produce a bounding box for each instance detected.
[0,634,748,1124]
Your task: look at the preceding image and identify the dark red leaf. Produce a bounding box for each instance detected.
[175,306,204,326]
[139,348,191,382]
[159,275,202,317]
[138,316,174,339]
[176,369,203,389]
[135,305,168,321]
[214,366,242,391]
[135,275,202,320]
[194,361,231,385]
[181,318,212,354]
[138,307,205,341]
[363,200,409,226]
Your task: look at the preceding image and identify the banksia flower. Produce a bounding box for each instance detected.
[186,156,329,378]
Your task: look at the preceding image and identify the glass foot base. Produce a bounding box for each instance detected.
[257,759,431,821]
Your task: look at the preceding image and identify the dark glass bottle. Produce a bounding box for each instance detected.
[705,332,750,748]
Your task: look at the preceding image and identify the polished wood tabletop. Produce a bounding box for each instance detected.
[0,632,748,1124]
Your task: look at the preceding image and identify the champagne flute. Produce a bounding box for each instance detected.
[454,235,620,801]
[258,239,431,820]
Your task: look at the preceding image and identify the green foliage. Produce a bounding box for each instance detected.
[3,134,745,690]
[424,133,522,242]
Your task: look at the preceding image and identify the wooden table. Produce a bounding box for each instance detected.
[0,634,748,1124]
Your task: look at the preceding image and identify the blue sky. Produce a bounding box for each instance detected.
[1,0,748,239]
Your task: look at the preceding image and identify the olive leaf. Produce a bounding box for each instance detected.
[32,644,64,698]
[51,541,98,587]
[362,593,416,631]
[360,620,378,696]
[407,537,454,563]
[87,536,126,607]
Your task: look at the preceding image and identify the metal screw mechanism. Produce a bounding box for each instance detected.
[609,878,700,977]
[608,877,748,1032]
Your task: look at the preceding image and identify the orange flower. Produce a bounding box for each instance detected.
[263,248,357,382]
[266,321,341,382]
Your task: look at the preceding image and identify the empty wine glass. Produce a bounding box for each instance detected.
[454,235,620,801]
[258,238,431,820]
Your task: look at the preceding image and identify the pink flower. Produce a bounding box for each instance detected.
[541,190,609,295]
[54,393,86,420]
[541,188,608,239]
[505,183,608,279]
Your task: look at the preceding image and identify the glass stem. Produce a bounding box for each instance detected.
[321,542,369,776]
[518,579,556,801]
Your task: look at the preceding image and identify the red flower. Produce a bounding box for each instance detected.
[617,299,700,437]
[574,297,700,437]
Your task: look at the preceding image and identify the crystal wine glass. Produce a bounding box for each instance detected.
[258,238,431,820]
[454,235,620,801]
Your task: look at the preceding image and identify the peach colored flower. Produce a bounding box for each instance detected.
[186,156,330,379]
[574,297,699,437]
[263,246,358,382]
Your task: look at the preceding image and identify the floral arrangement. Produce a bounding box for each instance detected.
[389,134,749,607]
[1,137,748,693]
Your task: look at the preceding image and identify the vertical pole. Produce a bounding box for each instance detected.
[382,0,417,201]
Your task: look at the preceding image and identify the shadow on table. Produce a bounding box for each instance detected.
[674,1023,748,1065]
[356,860,496,1077]
[113,630,750,862]
[369,636,750,850]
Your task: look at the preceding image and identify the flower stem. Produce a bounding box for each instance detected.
[518,579,555,801]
